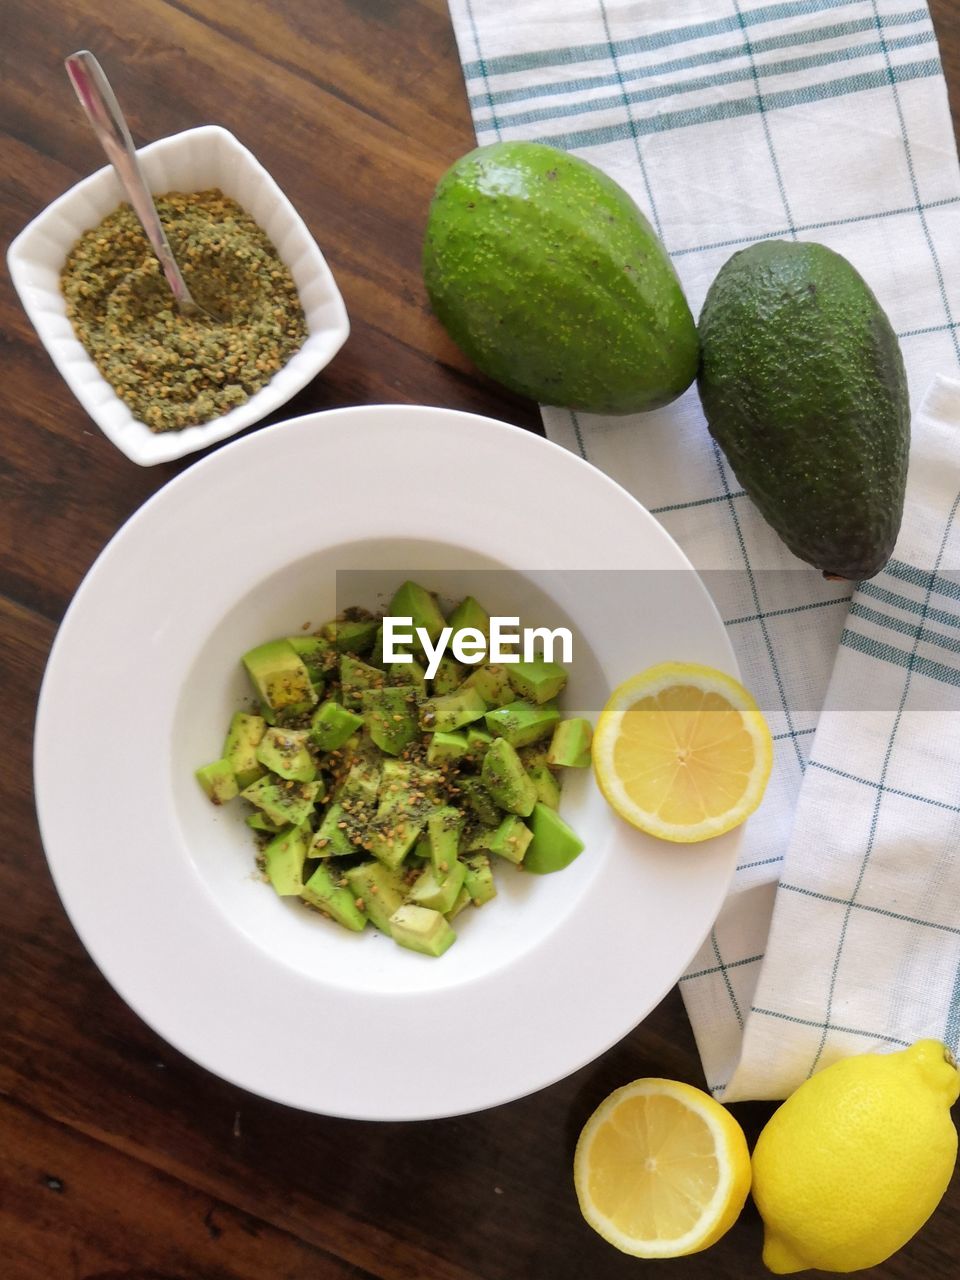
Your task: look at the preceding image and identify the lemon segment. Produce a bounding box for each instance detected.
[592,662,773,842]
[574,1078,752,1258]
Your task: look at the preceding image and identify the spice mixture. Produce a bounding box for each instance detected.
[60,189,307,433]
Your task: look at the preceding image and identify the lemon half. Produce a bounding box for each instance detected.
[591,662,773,842]
[574,1077,752,1258]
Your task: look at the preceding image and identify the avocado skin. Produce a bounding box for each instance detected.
[698,240,909,580]
[422,141,699,414]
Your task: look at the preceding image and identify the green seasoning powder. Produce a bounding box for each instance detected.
[60,189,308,433]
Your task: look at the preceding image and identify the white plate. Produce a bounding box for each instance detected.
[8,126,349,466]
[34,404,740,1119]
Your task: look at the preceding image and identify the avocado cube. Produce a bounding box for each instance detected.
[447,595,491,640]
[309,700,364,752]
[320,616,379,655]
[300,863,368,931]
[241,777,322,827]
[426,730,469,765]
[246,812,282,833]
[463,823,498,854]
[362,685,418,756]
[222,711,267,789]
[339,654,385,709]
[431,656,466,695]
[426,805,464,878]
[523,803,585,874]
[286,635,332,689]
[446,885,474,921]
[255,727,316,782]
[484,700,560,748]
[507,658,568,704]
[481,738,538,816]
[527,762,561,810]
[458,776,501,826]
[409,859,467,913]
[195,757,239,805]
[464,852,497,905]
[242,639,317,719]
[464,727,494,766]
[263,822,311,895]
[310,803,356,857]
[368,815,424,869]
[338,758,381,807]
[461,664,515,707]
[345,861,406,933]
[389,658,427,697]
[420,686,487,733]
[487,814,533,865]
[547,718,593,768]
[388,581,446,644]
[389,904,456,957]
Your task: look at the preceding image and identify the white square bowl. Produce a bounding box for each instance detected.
[7,125,350,466]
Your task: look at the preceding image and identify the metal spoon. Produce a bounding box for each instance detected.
[65,50,215,321]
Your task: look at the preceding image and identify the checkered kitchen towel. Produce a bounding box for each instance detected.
[446,0,960,1097]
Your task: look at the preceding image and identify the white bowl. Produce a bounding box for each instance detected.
[34,404,742,1119]
[7,125,349,466]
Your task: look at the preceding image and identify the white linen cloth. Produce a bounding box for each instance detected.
[446,0,960,1097]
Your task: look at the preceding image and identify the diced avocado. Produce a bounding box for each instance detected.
[339,654,385,709]
[195,757,239,805]
[310,803,356,856]
[523,803,585,874]
[462,822,498,853]
[431,656,466,695]
[241,776,322,827]
[426,730,469,765]
[310,701,364,752]
[301,863,368,931]
[388,580,446,644]
[464,726,494,764]
[464,852,497,904]
[320,616,379,655]
[389,658,427,697]
[485,700,560,748]
[487,814,533,864]
[420,686,487,733]
[222,711,267,789]
[426,805,463,878]
[368,814,424,869]
[481,737,537,816]
[409,858,467,914]
[246,812,282,833]
[447,594,491,639]
[362,685,418,756]
[242,639,317,719]
[286,635,333,688]
[263,822,311,895]
[446,885,473,921]
[507,658,568,704]
[389,904,456,957]
[376,760,443,812]
[457,776,501,825]
[527,761,561,809]
[338,757,381,807]
[345,861,406,933]
[369,623,386,667]
[462,664,515,707]
[255,727,316,782]
[547,718,593,768]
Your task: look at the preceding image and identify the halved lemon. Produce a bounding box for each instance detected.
[591,662,772,843]
[574,1078,752,1258]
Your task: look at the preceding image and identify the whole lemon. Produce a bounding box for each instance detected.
[752,1040,959,1273]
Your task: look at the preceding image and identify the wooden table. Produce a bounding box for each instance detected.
[3,3,959,1275]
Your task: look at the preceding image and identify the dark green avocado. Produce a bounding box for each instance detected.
[422,141,699,414]
[698,240,909,580]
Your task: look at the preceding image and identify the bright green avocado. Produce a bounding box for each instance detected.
[698,240,909,580]
[422,141,698,414]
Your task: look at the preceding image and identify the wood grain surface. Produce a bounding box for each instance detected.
[2,2,959,1276]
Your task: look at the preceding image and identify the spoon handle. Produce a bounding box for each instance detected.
[64,50,200,315]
